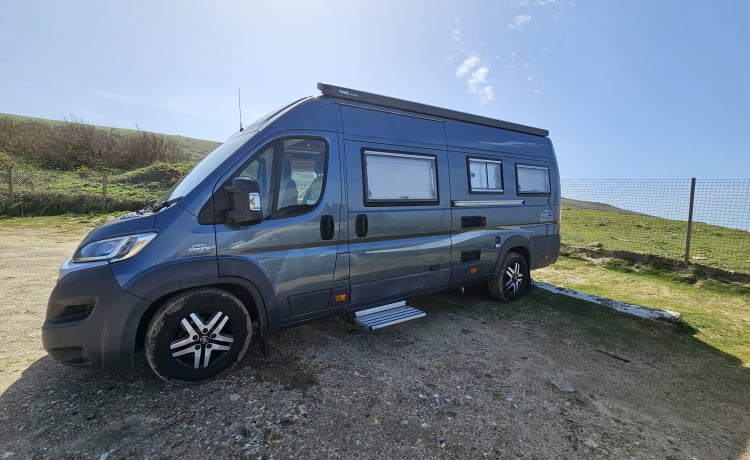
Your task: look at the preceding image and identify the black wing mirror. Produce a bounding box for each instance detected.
[224,177,263,225]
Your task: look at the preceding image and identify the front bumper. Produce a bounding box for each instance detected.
[42,263,149,369]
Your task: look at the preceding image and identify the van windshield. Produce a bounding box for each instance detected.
[154,97,310,207]
[156,132,254,204]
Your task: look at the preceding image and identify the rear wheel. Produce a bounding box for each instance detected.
[489,251,530,302]
[145,288,252,385]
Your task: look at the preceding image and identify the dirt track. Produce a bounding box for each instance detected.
[1,222,749,459]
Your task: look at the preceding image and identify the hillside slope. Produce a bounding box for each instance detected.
[0,113,221,161]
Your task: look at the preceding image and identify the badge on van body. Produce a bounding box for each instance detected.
[540,209,554,222]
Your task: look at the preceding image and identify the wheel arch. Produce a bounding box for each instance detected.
[493,236,531,278]
[133,279,269,354]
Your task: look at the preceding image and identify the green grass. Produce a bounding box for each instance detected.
[0,112,221,161]
[0,214,115,230]
[0,162,195,216]
[535,253,750,366]
[561,205,750,274]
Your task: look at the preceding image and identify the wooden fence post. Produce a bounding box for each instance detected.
[6,165,12,202]
[102,172,108,210]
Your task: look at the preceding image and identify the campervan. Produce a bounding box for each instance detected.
[43,83,561,383]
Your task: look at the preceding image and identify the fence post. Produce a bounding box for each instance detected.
[684,177,696,266]
[102,172,108,209]
[6,165,12,202]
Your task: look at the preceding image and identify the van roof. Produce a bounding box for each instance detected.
[317,83,549,138]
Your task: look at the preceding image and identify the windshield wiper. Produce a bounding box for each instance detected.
[138,196,183,214]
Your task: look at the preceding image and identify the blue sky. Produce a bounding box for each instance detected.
[1,0,748,179]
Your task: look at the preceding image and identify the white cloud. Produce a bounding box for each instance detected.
[447,27,465,62]
[475,86,495,104]
[454,54,495,104]
[468,67,489,90]
[456,55,480,77]
[452,27,462,44]
[450,28,495,105]
[520,0,557,5]
[508,14,532,30]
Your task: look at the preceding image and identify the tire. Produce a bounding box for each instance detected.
[489,251,530,302]
[145,288,252,385]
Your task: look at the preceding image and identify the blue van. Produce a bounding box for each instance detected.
[42,84,560,384]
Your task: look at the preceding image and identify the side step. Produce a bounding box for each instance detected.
[354,300,426,330]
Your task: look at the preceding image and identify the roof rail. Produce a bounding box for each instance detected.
[317,82,549,137]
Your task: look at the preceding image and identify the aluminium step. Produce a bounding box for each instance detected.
[354,300,426,330]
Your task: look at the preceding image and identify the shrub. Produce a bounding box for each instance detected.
[0,190,151,216]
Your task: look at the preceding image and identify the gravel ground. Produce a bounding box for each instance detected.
[1,223,749,459]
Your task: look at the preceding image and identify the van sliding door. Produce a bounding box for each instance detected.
[343,141,452,305]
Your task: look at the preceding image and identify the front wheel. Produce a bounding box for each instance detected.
[145,288,252,385]
[489,251,530,302]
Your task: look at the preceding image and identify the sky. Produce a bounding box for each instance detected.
[1,0,749,179]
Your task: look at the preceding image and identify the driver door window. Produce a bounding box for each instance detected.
[238,146,274,217]
[237,137,327,219]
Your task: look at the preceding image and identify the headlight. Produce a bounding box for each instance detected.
[73,232,157,263]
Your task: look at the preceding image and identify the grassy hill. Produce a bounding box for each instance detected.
[561,202,750,274]
[562,197,643,214]
[0,113,222,216]
[0,113,220,161]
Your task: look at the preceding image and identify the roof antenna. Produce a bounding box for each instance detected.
[238,88,243,131]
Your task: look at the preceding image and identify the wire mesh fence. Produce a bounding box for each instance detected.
[561,178,750,274]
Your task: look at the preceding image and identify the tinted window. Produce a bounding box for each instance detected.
[235,137,327,218]
[363,151,438,204]
[516,164,550,194]
[468,158,503,193]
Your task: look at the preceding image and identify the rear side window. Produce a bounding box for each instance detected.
[468,157,503,193]
[363,150,438,205]
[516,164,550,195]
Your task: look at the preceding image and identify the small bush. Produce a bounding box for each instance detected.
[75,165,91,178]
[604,258,634,273]
[111,162,192,187]
[0,191,151,216]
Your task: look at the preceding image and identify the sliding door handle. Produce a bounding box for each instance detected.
[320,215,335,240]
[355,214,368,238]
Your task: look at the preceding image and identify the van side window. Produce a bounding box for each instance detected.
[516,164,550,195]
[468,157,503,193]
[236,138,327,218]
[363,150,438,205]
[238,146,275,216]
[275,138,328,216]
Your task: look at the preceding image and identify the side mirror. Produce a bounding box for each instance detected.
[224,177,263,225]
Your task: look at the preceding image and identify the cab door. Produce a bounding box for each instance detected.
[215,133,346,326]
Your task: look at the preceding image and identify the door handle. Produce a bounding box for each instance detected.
[320,215,335,240]
[355,214,368,238]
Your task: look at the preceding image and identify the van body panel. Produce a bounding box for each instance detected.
[342,135,453,304]
[443,120,551,158]
[340,103,446,149]
[214,130,345,324]
[111,204,218,291]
